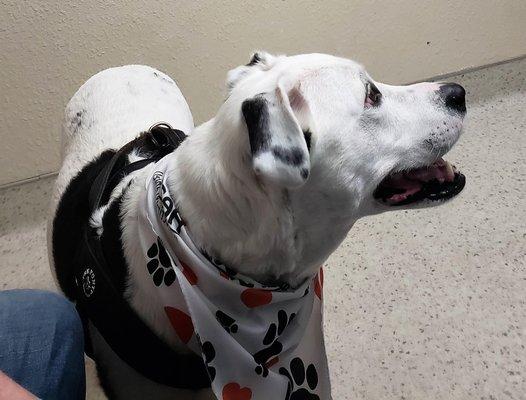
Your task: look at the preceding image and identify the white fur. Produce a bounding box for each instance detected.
[48,53,464,399]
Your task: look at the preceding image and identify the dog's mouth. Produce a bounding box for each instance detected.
[373,158,466,206]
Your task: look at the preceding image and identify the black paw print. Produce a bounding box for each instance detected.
[201,341,216,382]
[279,358,320,400]
[146,237,176,286]
[216,310,238,334]
[253,310,295,377]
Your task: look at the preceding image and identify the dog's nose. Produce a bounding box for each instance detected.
[439,83,466,113]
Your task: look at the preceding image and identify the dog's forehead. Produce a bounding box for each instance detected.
[251,54,363,91]
[224,53,367,109]
[270,53,365,80]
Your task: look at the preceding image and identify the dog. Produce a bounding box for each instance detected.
[48,52,466,400]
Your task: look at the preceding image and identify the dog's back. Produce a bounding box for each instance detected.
[47,65,193,288]
[46,66,217,400]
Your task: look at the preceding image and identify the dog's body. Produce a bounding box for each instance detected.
[48,53,466,399]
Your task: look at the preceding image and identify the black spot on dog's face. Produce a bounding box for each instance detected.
[242,92,310,187]
[242,95,271,155]
[303,130,312,151]
[272,146,304,166]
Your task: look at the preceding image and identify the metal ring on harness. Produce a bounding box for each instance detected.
[148,122,178,149]
[149,121,173,131]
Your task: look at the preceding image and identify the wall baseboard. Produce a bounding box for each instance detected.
[0,171,58,190]
[410,53,526,84]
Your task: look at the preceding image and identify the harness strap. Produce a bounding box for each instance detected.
[75,124,211,389]
[88,123,186,211]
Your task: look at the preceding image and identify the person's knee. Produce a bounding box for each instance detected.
[37,290,84,348]
[1,289,83,347]
[0,289,86,399]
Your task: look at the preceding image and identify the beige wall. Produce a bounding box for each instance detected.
[1,1,525,186]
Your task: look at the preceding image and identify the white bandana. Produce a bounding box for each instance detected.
[138,156,331,400]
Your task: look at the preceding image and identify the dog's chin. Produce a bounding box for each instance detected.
[373,158,466,207]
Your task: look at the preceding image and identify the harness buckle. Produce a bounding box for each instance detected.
[148,122,174,148]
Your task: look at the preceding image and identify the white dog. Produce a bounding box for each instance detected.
[48,52,466,400]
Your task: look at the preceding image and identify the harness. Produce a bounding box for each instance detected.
[73,124,211,389]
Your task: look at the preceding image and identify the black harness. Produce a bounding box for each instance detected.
[73,124,211,389]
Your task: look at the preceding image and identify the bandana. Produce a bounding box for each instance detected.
[137,155,331,400]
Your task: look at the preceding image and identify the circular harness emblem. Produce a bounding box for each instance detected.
[82,268,96,298]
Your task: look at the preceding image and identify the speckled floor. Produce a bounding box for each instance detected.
[1,58,525,399]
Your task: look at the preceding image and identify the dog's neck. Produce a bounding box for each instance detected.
[165,118,357,287]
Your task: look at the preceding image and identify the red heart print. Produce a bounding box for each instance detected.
[314,267,324,300]
[222,382,252,400]
[180,261,198,285]
[164,306,194,344]
[241,288,272,308]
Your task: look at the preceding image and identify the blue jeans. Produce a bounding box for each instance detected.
[0,289,86,400]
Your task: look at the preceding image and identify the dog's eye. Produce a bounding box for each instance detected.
[364,82,382,108]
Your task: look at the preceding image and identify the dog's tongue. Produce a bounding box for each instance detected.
[382,158,455,203]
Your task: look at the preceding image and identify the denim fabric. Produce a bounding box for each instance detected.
[0,289,86,400]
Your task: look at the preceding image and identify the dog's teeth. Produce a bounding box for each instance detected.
[444,161,455,181]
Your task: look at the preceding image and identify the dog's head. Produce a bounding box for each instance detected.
[220,52,466,216]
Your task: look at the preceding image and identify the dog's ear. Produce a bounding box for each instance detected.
[226,51,277,92]
[242,82,311,188]
[245,51,276,67]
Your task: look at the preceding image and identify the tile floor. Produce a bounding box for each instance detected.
[1,58,525,399]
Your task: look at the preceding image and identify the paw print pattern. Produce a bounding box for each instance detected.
[201,341,217,382]
[279,358,320,400]
[146,237,176,286]
[253,310,295,377]
[216,310,238,334]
